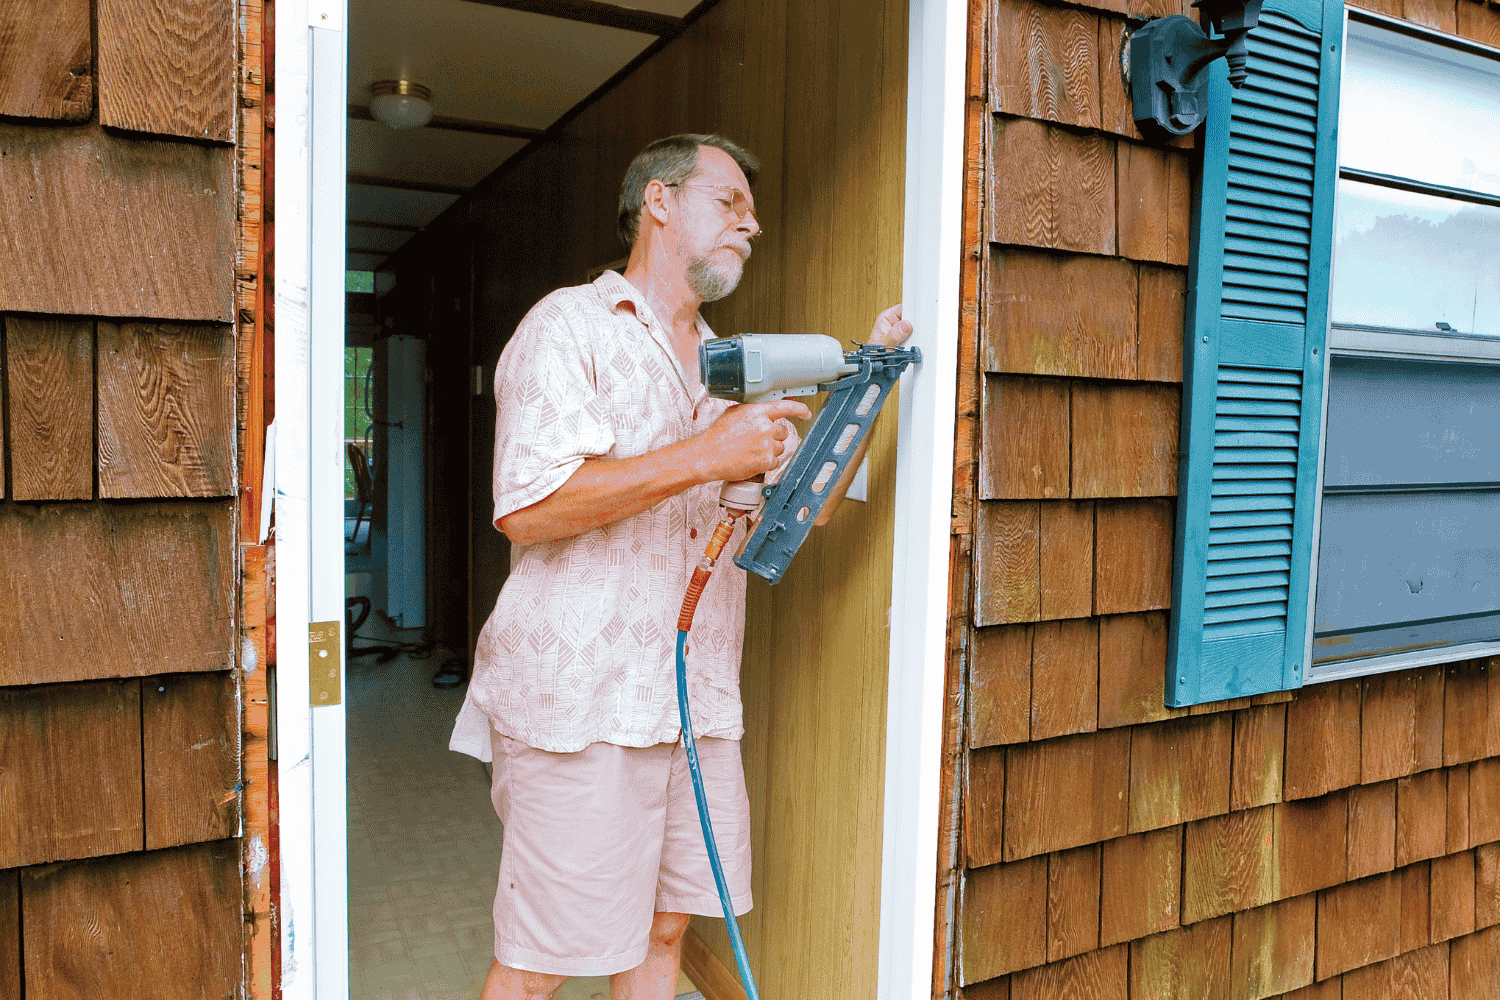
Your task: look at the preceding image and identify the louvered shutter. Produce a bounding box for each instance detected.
[1165,0,1343,706]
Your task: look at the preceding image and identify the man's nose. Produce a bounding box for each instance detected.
[737,212,760,239]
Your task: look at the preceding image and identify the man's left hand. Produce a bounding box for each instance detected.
[868,303,914,348]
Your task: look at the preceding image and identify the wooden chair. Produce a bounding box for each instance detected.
[347,441,373,552]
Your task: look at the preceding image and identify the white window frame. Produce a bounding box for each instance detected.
[1305,8,1500,684]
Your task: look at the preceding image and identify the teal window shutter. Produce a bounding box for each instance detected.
[1166,0,1344,707]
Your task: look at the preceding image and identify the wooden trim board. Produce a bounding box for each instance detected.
[455,0,683,36]
[680,927,747,1000]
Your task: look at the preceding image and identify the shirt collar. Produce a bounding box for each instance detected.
[593,269,715,343]
[594,270,715,407]
[594,269,646,317]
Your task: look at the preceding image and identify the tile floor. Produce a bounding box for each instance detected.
[345,610,697,1000]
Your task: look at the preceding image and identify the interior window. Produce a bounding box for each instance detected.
[1309,15,1500,679]
[345,345,374,500]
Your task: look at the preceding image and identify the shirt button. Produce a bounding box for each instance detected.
[690,528,698,539]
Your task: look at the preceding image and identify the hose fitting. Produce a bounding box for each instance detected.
[677,511,742,632]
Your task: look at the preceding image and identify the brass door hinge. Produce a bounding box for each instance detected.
[309,621,342,706]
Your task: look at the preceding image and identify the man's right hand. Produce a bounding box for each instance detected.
[693,399,811,483]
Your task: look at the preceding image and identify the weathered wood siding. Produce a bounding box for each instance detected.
[0,0,262,995]
[942,0,1500,996]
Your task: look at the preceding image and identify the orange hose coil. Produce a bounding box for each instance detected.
[677,514,740,632]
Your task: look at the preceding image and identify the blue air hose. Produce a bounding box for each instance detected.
[675,628,760,999]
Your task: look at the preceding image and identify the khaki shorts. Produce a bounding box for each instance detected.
[489,729,753,977]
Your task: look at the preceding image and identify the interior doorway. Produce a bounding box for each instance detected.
[341,2,707,997]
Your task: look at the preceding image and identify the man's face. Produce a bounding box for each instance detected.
[667,146,760,302]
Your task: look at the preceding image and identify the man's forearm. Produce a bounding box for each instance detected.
[498,439,709,546]
[497,399,809,547]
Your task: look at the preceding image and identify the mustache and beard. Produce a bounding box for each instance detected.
[684,240,752,303]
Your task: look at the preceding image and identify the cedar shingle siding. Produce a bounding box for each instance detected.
[943,0,1500,995]
[0,0,259,996]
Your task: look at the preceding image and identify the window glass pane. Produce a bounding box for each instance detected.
[1315,22,1500,675]
[1313,490,1500,664]
[346,270,374,293]
[1323,356,1500,487]
[1315,355,1500,669]
[1340,21,1500,195]
[1330,179,1500,337]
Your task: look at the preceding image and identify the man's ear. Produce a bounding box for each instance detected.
[642,178,673,230]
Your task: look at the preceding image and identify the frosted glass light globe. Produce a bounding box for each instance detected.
[369,81,432,130]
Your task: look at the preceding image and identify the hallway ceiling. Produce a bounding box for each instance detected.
[346,0,703,273]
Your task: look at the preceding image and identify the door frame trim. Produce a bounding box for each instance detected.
[274,3,349,999]
[877,0,965,997]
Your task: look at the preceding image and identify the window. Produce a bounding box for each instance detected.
[345,346,374,500]
[1308,16,1500,679]
[1164,0,1500,704]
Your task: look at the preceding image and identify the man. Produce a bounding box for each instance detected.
[458,134,913,1000]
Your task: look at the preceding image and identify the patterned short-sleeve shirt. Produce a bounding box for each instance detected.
[466,270,795,753]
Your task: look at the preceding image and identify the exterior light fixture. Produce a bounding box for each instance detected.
[368,80,433,130]
[1130,0,1264,140]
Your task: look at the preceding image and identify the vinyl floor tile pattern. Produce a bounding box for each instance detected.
[345,622,696,1000]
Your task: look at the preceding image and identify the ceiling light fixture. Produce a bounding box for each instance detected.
[369,80,433,130]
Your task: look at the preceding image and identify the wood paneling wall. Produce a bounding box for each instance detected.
[2,320,236,503]
[4,318,94,502]
[144,673,242,850]
[97,322,236,498]
[97,0,236,142]
[0,0,249,997]
[943,0,1500,996]
[390,0,907,993]
[0,681,145,868]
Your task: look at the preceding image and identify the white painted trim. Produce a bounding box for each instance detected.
[273,1,314,995]
[878,0,964,996]
[274,3,348,999]
[1308,639,1500,683]
[1301,345,1332,685]
[1328,328,1500,362]
[309,19,350,1000]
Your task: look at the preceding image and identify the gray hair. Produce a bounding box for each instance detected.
[616,134,760,247]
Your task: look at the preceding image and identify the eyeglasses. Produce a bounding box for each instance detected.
[666,182,759,228]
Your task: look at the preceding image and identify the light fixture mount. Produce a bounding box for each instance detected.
[1129,0,1264,140]
[369,80,434,130]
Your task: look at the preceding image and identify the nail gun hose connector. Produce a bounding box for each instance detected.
[676,513,740,633]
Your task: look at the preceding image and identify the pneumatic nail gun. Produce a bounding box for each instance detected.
[698,334,921,583]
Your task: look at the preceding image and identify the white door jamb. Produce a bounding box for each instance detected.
[274,2,350,998]
[878,0,965,996]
